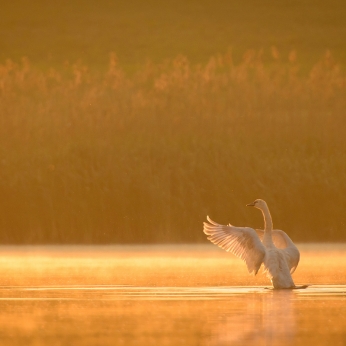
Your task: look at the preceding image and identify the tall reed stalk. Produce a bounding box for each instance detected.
[0,50,345,243]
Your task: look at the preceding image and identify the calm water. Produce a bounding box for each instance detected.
[0,244,345,345]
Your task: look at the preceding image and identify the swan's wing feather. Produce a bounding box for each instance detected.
[255,229,292,249]
[255,229,264,241]
[285,247,300,274]
[204,217,266,275]
[272,229,300,273]
[255,229,288,248]
[256,228,300,273]
[272,230,290,248]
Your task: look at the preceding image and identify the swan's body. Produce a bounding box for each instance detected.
[203,199,302,289]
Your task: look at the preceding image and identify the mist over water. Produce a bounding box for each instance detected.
[0,244,345,345]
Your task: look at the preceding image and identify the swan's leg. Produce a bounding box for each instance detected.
[264,285,309,290]
[292,285,309,289]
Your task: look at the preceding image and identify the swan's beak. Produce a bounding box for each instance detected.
[246,202,255,207]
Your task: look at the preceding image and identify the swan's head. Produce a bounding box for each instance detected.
[246,199,267,210]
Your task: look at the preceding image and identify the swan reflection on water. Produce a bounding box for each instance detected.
[210,290,296,345]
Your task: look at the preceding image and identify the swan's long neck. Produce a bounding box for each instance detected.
[260,204,273,245]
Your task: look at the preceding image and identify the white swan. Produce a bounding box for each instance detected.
[203,199,306,289]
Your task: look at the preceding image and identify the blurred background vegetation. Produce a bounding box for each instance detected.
[0,0,346,243]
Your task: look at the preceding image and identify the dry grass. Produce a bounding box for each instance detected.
[0,50,346,243]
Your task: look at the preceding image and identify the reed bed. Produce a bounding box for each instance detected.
[0,50,345,243]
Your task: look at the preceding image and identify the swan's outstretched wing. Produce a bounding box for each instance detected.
[203,216,266,275]
[255,229,289,248]
[255,229,300,273]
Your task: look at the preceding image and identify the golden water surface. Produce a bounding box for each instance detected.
[0,244,345,345]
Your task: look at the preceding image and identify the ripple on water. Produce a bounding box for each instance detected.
[0,285,345,301]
